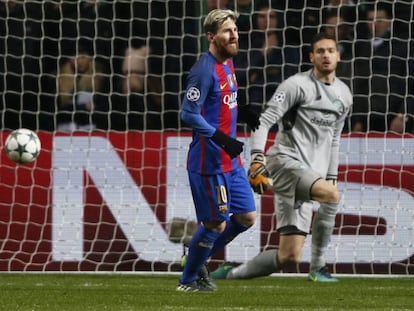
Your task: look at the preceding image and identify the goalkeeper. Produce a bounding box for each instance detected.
[177,9,260,292]
[211,32,352,282]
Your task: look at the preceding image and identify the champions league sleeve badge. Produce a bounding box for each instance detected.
[186,87,200,102]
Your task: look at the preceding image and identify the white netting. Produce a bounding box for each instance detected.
[0,1,413,274]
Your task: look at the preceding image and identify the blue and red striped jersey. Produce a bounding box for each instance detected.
[181,51,242,174]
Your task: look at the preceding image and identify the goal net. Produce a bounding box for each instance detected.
[0,1,413,275]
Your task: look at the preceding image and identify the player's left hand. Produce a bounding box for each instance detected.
[238,105,260,131]
[248,151,271,194]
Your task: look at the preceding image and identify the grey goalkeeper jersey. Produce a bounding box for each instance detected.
[251,69,353,179]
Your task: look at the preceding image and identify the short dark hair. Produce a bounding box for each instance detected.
[310,32,337,51]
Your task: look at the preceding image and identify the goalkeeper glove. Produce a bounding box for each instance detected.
[211,130,244,159]
[238,105,260,131]
[248,151,271,194]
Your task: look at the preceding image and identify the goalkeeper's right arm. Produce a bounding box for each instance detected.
[248,151,272,194]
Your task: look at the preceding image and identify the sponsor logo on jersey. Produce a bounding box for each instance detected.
[223,91,237,109]
[186,86,200,102]
[311,117,335,127]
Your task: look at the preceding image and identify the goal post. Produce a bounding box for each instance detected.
[0,1,413,275]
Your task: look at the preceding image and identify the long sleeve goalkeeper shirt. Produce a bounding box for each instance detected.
[251,69,353,179]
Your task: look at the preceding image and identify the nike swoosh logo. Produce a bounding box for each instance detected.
[220,83,227,90]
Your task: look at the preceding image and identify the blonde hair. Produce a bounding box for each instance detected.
[203,9,239,34]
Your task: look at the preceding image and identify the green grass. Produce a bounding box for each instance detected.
[0,274,413,310]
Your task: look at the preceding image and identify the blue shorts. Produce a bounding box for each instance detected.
[188,166,256,222]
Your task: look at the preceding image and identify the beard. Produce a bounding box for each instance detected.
[214,40,239,59]
[315,62,336,75]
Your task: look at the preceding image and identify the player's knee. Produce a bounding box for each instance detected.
[326,188,340,204]
[203,220,226,233]
[233,211,256,227]
[311,179,341,203]
[278,252,301,266]
[243,212,256,227]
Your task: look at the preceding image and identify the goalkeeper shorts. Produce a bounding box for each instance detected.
[266,154,322,233]
[266,154,322,202]
[275,199,314,234]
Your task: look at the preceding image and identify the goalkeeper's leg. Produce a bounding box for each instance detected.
[309,179,340,272]
[310,202,338,271]
[227,249,279,279]
[213,194,312,280]
[223,204,311,280]
[226,232,306,279]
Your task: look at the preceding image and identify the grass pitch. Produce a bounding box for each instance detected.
[0,273,413,310]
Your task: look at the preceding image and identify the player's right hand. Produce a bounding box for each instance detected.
[248,151,271,194]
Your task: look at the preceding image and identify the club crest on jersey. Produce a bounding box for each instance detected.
[186,87,200,102]
[219,205,228,214]
[333,99,345,114]
[226,74,236,89]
